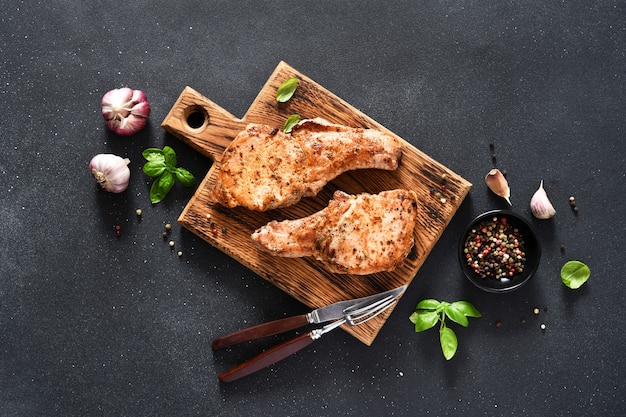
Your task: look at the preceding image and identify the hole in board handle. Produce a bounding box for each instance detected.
[184,105,209,132]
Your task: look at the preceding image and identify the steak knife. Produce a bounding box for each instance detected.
[212,285,407,350]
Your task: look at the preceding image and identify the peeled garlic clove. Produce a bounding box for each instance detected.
[485,168,511,205]
[530,180,556,219]
[90,154,131,193]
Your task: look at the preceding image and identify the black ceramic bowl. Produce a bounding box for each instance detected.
[458,210,541,293]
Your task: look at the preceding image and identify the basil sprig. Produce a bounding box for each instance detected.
[409,299,481,360]
[142,146,195,204]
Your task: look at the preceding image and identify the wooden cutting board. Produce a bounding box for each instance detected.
[161,61,472,345]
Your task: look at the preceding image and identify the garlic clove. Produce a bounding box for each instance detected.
[485,168,511,205]
[530,180,556,219]
[90,154,131,193]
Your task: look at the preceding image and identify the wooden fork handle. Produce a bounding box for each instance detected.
[218,332,314,383]
[211,314,309,350]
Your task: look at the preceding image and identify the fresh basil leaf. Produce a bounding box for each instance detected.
[163,146,177,168]
[444,304,469,327]
[440,326,458,360]
[409,310,439,332]
[142,148,165,163]
[276,77,298,102]
[561,260,590,289]
[412,298,480,360]
[450,301,482,318]
[416,299,440,311]
[142,160,166,177]
[283,114,300,133]
[142,146,196,204]
[175,167,196,187]
[150,171,175,204]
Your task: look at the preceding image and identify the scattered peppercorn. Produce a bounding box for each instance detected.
[491,153,497,164]
[162,232,168,239]
[221,226,228,234]
[136,209,142,216]
[169,240,175,248]
[495,320,502,328]
[165,223,172,231]
[463,216,527,280]
[533,308,540,315]
[560,244,566,253]
[115,224,121,237]
[430,172,455,204]
[177,251,183,257]
[489,141,495,150]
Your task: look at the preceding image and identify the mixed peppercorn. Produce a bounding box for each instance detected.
[463,216,527,280]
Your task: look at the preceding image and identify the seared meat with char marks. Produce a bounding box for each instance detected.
[251,189,418,275]
[209,118,402,211]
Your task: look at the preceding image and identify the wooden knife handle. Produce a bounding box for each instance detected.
[212,314,309,350]
[218,332,314,382]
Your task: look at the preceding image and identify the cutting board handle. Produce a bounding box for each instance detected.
[161,86,247,162]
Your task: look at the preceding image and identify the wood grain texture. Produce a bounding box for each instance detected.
[161,61,472,345]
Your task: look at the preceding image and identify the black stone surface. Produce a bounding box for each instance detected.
[1,1,625,416]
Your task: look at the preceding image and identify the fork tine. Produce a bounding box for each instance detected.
[347,300,395,326]
[343,294,394,317]
[345,297,398,326]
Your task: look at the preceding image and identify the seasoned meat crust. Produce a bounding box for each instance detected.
[209,118,402,211]
[251,189,418,275]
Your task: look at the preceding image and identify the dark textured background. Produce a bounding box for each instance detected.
[1,1,625,416]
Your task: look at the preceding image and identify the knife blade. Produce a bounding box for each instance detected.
[211,284,407,350]
[308,285,407,323]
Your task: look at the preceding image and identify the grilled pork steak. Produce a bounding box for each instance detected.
[251,189,418,275]
[209,118,402,211]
